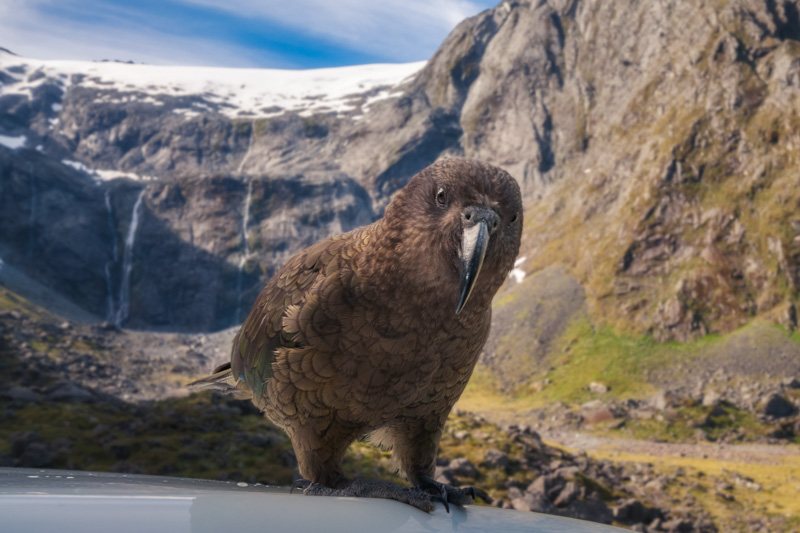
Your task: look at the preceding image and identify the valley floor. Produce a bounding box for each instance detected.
[2,284,800,531]
[457,408,800,532]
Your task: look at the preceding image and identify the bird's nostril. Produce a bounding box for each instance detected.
[465,213,471,220]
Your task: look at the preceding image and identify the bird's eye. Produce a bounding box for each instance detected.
[435,187,447,208]
[510,213,518,223]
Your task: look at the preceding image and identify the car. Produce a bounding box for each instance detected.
[0,467,626,532]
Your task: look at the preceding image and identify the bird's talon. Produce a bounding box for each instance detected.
[430,494,450,513]
[290,479,312,494]
[436,484,449,513]
[473,487,491,503]
[435,489,451,513]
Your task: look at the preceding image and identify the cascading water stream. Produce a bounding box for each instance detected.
[114,189,145,327]
[234,121,256,323]
[236,120,256,175]
[103,188,119,322]
[235,181,253,322]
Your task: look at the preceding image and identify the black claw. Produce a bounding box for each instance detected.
[290,479,312,494]
[435,484,450,513]
[417,476,451,513]
[473,487,491,504]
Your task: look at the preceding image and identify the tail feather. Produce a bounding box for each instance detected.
[187,362,250,399]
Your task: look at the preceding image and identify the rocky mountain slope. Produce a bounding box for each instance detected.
[1,0,800,382]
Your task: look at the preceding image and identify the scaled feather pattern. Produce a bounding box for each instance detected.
[190,158,522,510]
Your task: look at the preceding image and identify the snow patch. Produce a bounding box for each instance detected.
[94,169,157,182]
[362,89,404,113]
[51,103,62,112]
[62,159,93,174]
[172,109,201,119]
[0,134,26,150]
[62,159,156,182]
[509,256,526,284]
[0,50,424,119]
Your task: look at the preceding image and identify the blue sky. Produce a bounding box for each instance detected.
[0,0,498,68]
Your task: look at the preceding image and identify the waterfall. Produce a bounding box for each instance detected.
[103,188,119,322]
[114,189,145,327]
[235,181,253,322]
[236,121,256,175]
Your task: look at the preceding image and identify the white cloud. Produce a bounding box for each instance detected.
[0,0,491,67]
[0,25,268,67]
[0,0,299,67]
[181,0,485,57]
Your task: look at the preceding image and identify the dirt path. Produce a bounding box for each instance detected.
[537,428,800,466]
[467,408,800,466]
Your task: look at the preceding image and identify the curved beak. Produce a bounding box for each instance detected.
[456,221,489,315]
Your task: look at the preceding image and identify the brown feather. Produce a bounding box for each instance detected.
[207,158,522,487]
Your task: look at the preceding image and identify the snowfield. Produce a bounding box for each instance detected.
[0,49,425,118]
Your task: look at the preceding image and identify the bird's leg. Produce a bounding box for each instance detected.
[288,426,436,511]
[388,422,491,512]
[292,477,436,512]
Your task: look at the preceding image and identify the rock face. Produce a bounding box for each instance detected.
[2,0,800,340]
[481,265,585,390]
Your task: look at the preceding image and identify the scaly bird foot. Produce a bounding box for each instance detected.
[416,475,492,513]
[291,477,436,512]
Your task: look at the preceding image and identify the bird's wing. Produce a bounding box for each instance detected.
[230,230,357,401]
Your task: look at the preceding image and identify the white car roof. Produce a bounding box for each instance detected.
[0,467,625,533]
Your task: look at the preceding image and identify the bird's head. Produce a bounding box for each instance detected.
[383,158,523,315]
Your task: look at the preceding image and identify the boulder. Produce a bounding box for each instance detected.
[45,381,98,403]
[589,382,610,394]
[761,393,796,418]
[448,457,478,478]
[553,481,581,507]
[483,448,509,469]
[0,387,42,403]
[613,498,648,524]
[509,487,555,514]
[10,431,44,456]
[701,390,721,407]
[18,443,54,468]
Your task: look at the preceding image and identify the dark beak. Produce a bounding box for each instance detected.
[456,220,490,315]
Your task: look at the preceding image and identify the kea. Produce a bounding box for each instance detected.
[189,158,522,511]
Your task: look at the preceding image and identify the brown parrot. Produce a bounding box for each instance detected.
[189,158,523,511]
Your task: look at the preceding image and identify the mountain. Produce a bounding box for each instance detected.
[0,55,424,330]
[1,0,799,352]
[3,3,800,530]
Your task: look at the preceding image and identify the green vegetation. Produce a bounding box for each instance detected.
[301,115,328,138]
[463,315,800,420]
[603,403,777,444]
[0,392,541,504]
[0,289,45,320]
[0,393,297,483]
[232,120,252,137]
[465,315,701,409]
[592,448,800,532]
[526,316,670,404]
